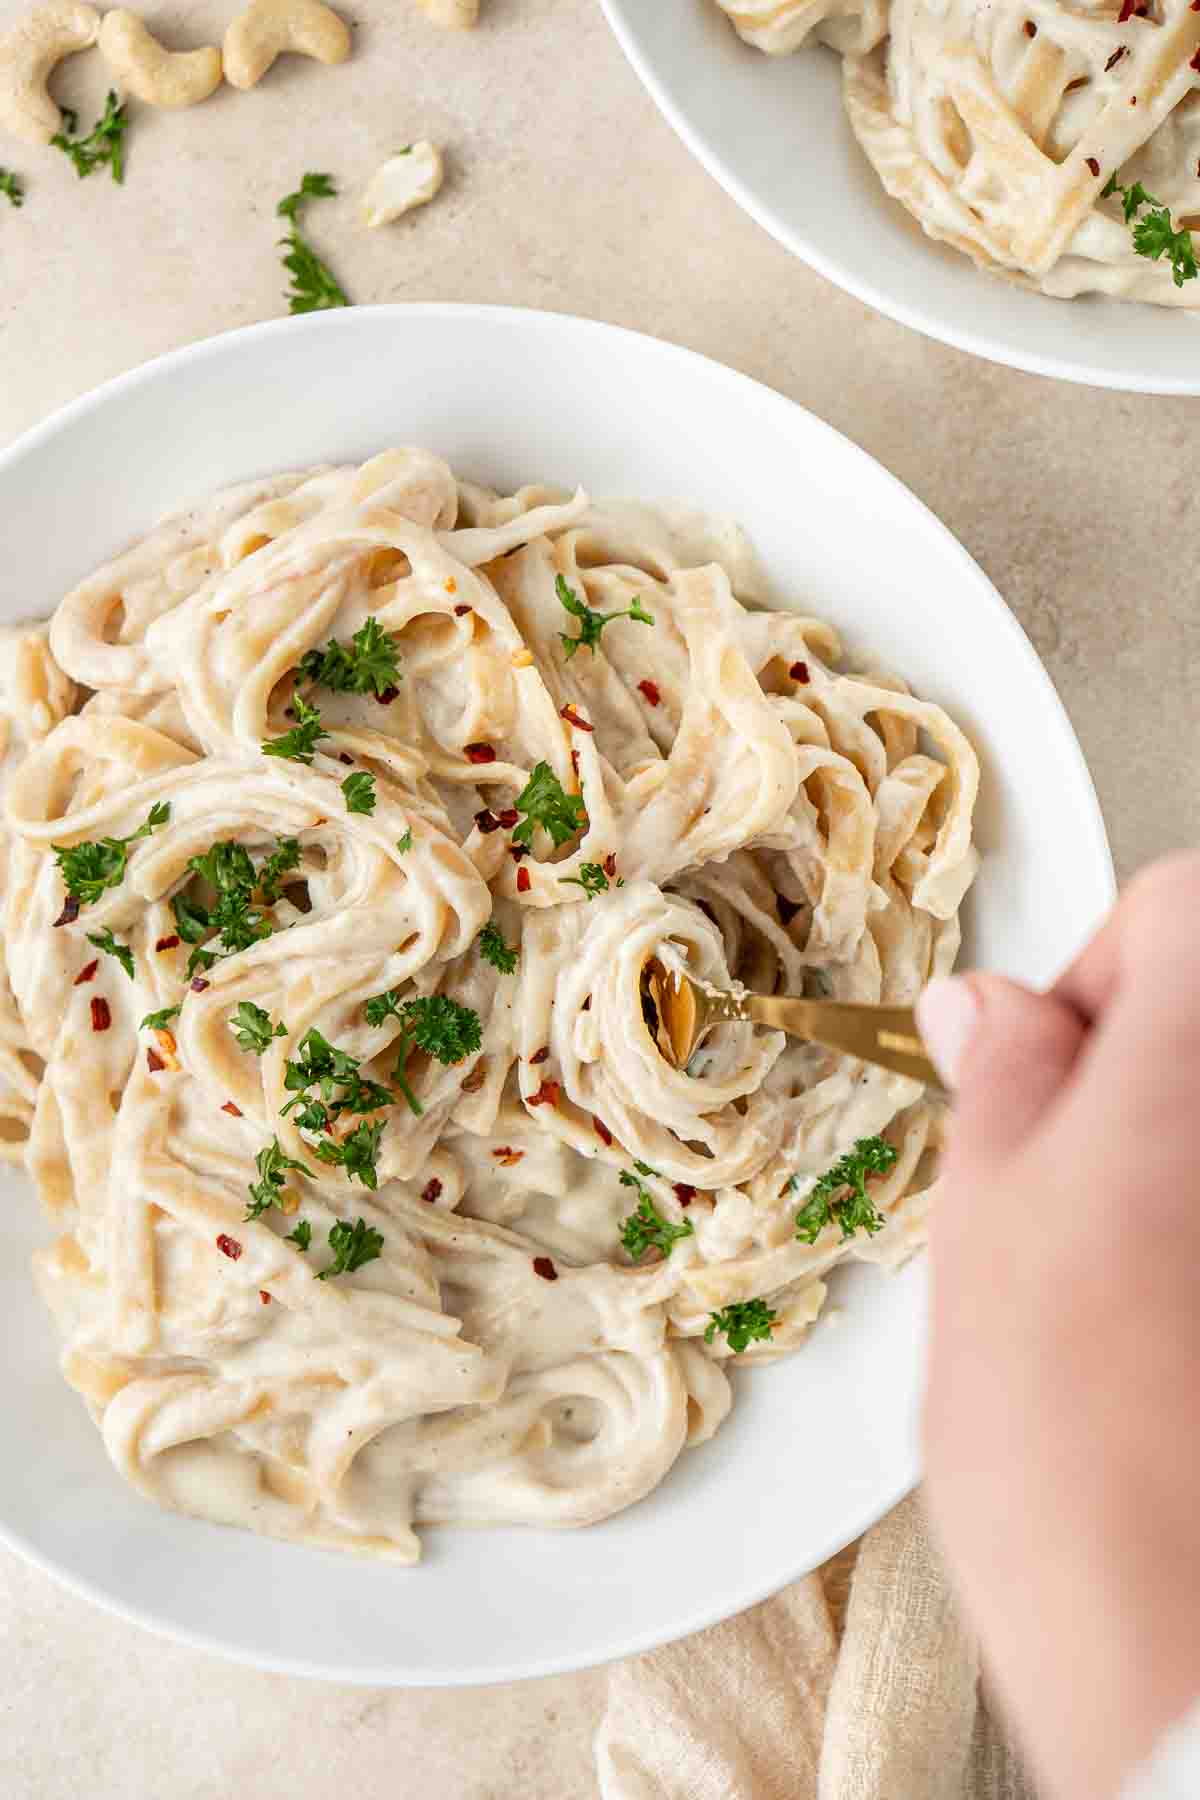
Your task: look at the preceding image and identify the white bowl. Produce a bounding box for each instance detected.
[599,0,1200,393]
[0,304,1113,1683]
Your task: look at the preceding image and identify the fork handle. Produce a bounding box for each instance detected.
[743,996,943,1090]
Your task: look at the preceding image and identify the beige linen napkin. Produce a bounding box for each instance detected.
[595,1493,1032,1800]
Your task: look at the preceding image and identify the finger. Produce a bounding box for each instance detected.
[1052,852,1200,1023]
[918,972,1088,1159]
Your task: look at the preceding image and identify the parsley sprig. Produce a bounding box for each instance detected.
[513,761,587,850]
[281,1027,393,1133]
[1102,175,1198,288]
[87,927,135,981]
[286,1218,312,1251]
[342,771,376,815]
[478,921,518,974]
[51,92,129,185]
[318,1215,384,1278]
[561,862,613,900]
[299,617,401,697]
[262,694,329,764]
[791,1135,897,1244]
[618,1171,694,1261]
[230,1001,287,1055]
[314,1119,386,1189]
[246,1137,311,1221]
[556,574,654,659]
[705,1299,777,1353]
[140,1004,181,1031]
[53,802,170,910]
[364,990,482,1116]
[0,169,23,208]
[277,173,350,313]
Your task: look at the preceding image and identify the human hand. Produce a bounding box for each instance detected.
[917,853,1200,1800]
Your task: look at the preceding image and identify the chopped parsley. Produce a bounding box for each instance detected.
[478,920,518,974]
[262,694,329,764]
[561,862,610,900]
[342,771,377,815]
[618,1172,694,1261]
[299,616,401,697]
[246,1137,311,1221]
[314,1118,385,1189]
[140,1004,181,1031]
[318,1215,384,1278]
[1102,175,1198,288]
[175,836,303,976]
[256,837,302,905]
[286,1218,312,1252]
[364,990,482,1116]
[230,1001,287,1054]
[86,927,135,981]
[396,829,413,854]
[555,573,654,659]
[0,169,24,208]
[51,92,129,185]
[53,802,170,908]
[512,760,587,849]
[791,1135,897,1244]
[277,172,350,313]
[705,1299,777,1353]
[281,1027,393,1133]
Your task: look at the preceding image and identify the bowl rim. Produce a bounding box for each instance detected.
[597,0,1200,396]
[0,303,1115,1682]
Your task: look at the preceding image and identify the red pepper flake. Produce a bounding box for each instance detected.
[529,1045,550,1065]
[789,660,811,684]
[445,577,458,594]
[1023,17,1036,34]
[284,706,295,720]
[53,895,81,928]
[570,749,580,777]
[375,686,399,705]
[673,1183,697,1208]
[221,1100,243,1117]
[90,996,112,1032]
[339,752,354,766]
[496,808,518,830]
[1191,47,1200,72]
[155,934,180,952]
[217,1233,242,1261]
[592,1115,613,1147]
[776,893,803,927]
[602,852,617,879]
[190,977,210,993]
[259,1291,271,1305]
[508,841,529,861]
[73,959,99,987]
[474,807,501,834]
[492,1146,525,1166]
[532,1256,558,1282]
[560,703,594,733]
[421,1178,443,1204]
[465,742,496,765]
[1130,94,1137,104]
[637,679,661,707]
[516,865,531,894]
[528,1078,560,1108]
[146,1047,165,1073]
[454,604,471,617]
[1117,0,1136,17]
[1085,156,1100,178]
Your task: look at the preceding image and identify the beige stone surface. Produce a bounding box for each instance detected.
[0,0,1195,1793]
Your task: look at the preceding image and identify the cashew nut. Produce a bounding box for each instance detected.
[223,0,350,91]
[98,12,222,109]
[413,0,479,26]
[0,2,101,146]
[360,141,443,229]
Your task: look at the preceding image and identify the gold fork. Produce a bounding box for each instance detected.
[645,962,941,1090]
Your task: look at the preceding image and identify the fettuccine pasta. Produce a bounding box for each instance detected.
[0,449,977,1561]
[716,0,1200,307]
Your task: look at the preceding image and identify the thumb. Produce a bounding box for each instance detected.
[917,973,1087,1158]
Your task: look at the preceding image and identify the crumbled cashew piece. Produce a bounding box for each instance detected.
[414,0,478,26]
[98,12,222,108]
[360,141,443,229]
[223,0,350,91]
[0,1,100,146]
